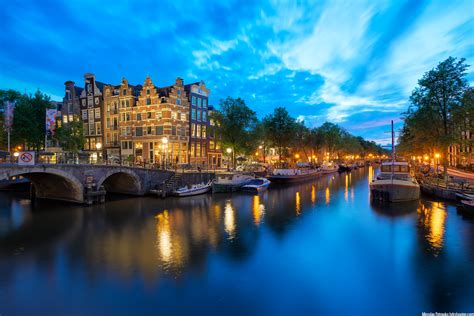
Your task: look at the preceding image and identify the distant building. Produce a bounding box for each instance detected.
[184,81,211,167]
[207,105,222,168]
[61,81,83,124]
[79,73,107,158]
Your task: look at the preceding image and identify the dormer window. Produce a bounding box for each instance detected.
[147,89,150,95]
[177,89,181,96]
[177,98,181,105]
[161,97,166,103]
[123,89,127,95]
[146,98,151,105]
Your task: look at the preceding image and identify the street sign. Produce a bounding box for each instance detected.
[18,151,35,166]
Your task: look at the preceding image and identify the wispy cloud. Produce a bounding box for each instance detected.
[0,0,472,143]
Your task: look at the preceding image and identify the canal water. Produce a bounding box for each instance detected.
[0,167,473,315]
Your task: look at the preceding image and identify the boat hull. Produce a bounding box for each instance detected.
[242,182,270,193]
[267,172,319,184]
[173,186,211,197]
[370,182,420,202]
[212,182,248,193]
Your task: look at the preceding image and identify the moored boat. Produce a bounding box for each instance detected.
[172,181,212,197]
[370,161,420,202]
[267,168,319,184]
[242,178,271,193]
[338,164,352,173]
[460,199,474,214]
[212,173,255,193]
[320,163,338,174]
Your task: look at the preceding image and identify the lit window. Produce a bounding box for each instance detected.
[137,113,142,121]
[94,108,100,119]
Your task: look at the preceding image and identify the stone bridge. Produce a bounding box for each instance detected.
[0,164,173,204]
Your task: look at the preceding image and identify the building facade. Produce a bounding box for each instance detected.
[184,81,210,167]
[62,73,218,167]
[79,73,106,158]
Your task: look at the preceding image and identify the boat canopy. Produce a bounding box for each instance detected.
[380,162,410,173]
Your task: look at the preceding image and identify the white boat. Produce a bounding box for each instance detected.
[267,168,320,184]
[242,178,271,193]
[212,173,255,193]
[172,181,212,197]
[320,163,338,174]
[370,161,420,202]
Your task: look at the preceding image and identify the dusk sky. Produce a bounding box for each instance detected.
[1,0,473,144]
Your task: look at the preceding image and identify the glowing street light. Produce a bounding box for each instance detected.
[434,153,440,159]
[96,142,102,150]
[295,153,300,159]
[13,152,19,157]
[226,148,232,154]
[161,137,168,144]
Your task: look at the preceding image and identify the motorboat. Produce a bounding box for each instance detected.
[455,191,474,202]
[370,161,420,202]
[267,168,319,184]
[459,199,474,215]
[320,163,338,174]
[242,178,271,193]
[172,180,212,197]
[212,173,255,193]
[338,164,352,173]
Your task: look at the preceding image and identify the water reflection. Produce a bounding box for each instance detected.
[417,201,447,255]
[1,167,473,315]
[252,195,265,226]
[224,200,236,239]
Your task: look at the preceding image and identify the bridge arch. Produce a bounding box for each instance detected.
[96,169,142,195]
[7,168,84,203]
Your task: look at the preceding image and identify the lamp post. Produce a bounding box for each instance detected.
[162,137,168,170]
[226,147,232,171]
[96,142,102,164]
[434,153,440,175]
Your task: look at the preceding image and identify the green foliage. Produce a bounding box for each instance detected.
[262,107,297,161]
[54,117,85,153]
[399,56,471,171]
[11,90,54,151]
[0,89,23,149]
[210,97,258,163]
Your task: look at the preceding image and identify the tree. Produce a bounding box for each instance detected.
[210,97,258,167]
[317,122,344,157]
[54,117,85,161]
[0,89,23,149]
[400,57,470,175]
[11,90,53,151]
[262,107,296,163]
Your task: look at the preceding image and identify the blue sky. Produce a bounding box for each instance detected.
[1,0,473,144]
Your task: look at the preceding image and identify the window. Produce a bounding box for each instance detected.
[147,89,150,95]
[210,140,215,150]
[146,98,151,105]
[135,127,143,136]
[203,99,207,108]
[126,100,129,107]
[147,112,152,119]
[147,126,153,135]
[192,96,196,105]
[192,109,196,120]
[82,110,87,120]
[198,98,202,107]
[177,112,181,120]
[177,89,181,96]
[196,143,201,157]
[123,89,127,95]
[156,126,163,135]
[121,100,125,108]
[177,98,181,105]
[94,108,100,119]
[171,126,176,135]
[126,113,130,121]
[191,144,195,157]
[202,112,207,122]
[157,111,162,119]
[172,112,177,120]
[197,110,201,121]
[196,125,201,138]
[96,122,102,135]
[84,123,89,135]
[202,125,206,138]
[180,127,186,136]
[191,123,196,137]
[161,97,166,103]
[137,113,142,121]
[106,118,110,128]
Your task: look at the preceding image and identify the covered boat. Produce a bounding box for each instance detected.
[267,168,319,184]
[370,162,420,202]
[212,173,255,193]
[172,181,212,197]
[242,178,271,193]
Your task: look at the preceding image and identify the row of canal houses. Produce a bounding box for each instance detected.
[61,73,222,167]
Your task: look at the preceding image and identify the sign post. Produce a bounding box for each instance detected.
[18,151,35,166]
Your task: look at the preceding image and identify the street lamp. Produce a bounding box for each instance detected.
[162,137,168,169]
[434,153,440,174]
[226,147,232,170]
[13,152,19,158]
[96,142,102,164]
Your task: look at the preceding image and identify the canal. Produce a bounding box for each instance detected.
[0,166,473,315]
